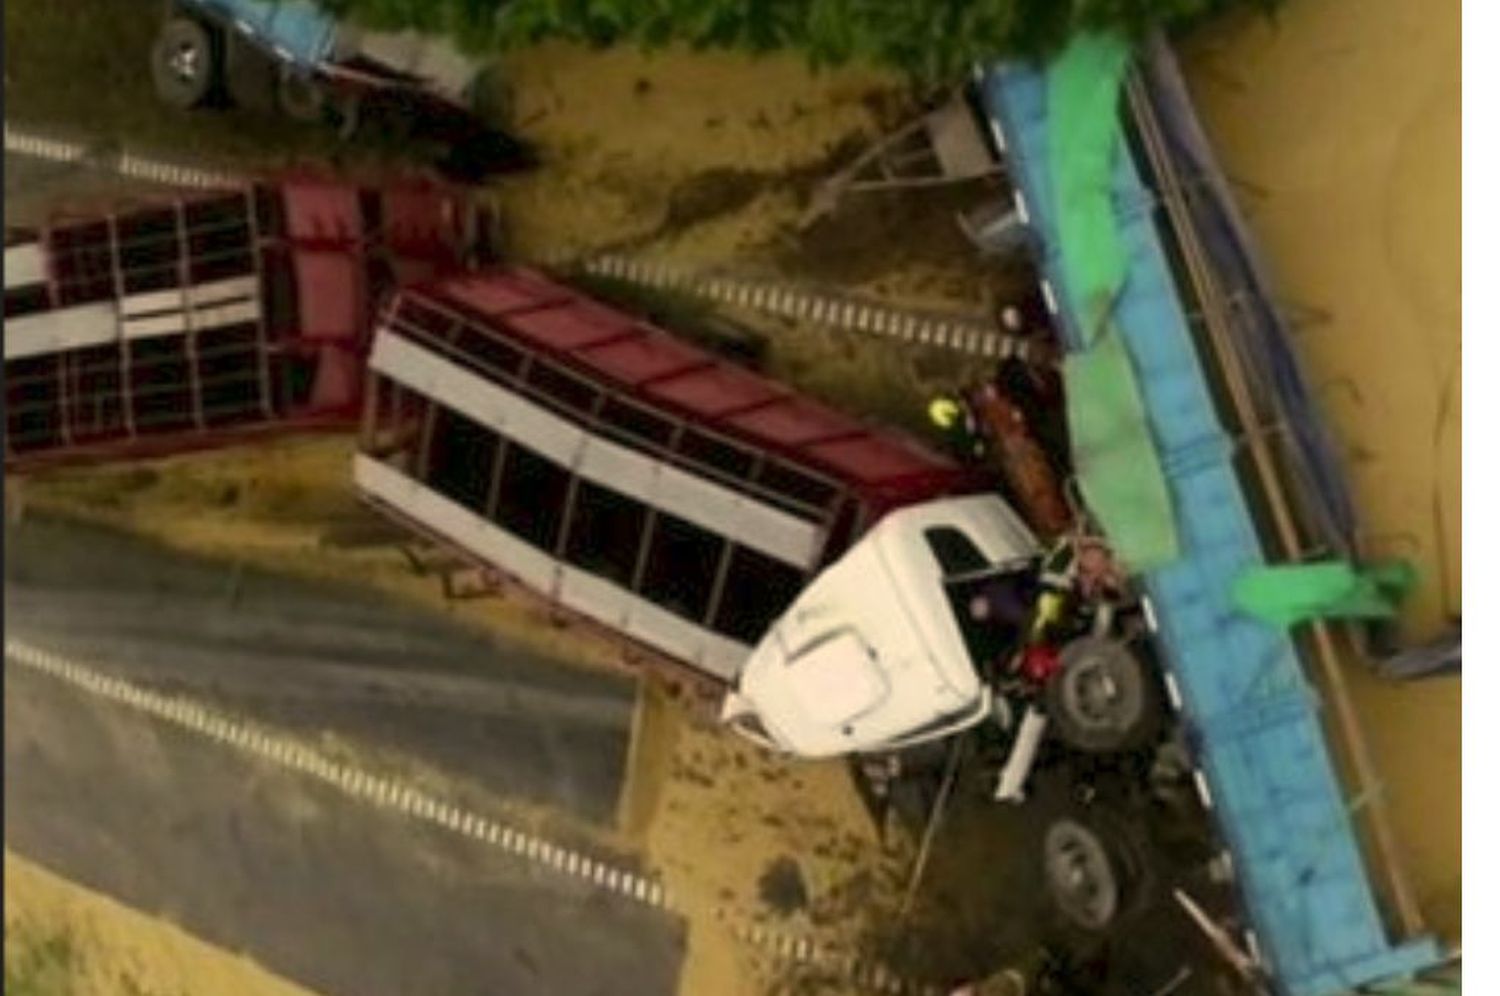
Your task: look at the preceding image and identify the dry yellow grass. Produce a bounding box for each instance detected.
[5,850,320,996]
[1181,0,1461,942]
[490,42,903,259]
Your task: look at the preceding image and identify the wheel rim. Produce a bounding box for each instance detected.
[1058,640,1143,734]
[169,42,200,84]
[1044,820,1119,929]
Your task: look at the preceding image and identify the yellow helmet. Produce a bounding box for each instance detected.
[928,396,962,430]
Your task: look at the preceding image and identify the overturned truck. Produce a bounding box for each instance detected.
[4,173,482,468]
[353,269,1076,757]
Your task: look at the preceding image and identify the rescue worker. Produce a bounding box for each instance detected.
[927,393,986,462]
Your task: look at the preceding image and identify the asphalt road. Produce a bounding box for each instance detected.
[5,513,637,826]
[5,660,685,996]
[5,148,174,229]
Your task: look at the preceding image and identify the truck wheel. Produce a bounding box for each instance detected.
[461,205,506,269]
[1045,637,1161,753]
[152,17,219,109]
[276,69,327,123]
[1043,816,1150,932]
[224,32,278,114]
[1044,819,1120,931]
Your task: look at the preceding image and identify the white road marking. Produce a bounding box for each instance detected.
[3,638,669,912]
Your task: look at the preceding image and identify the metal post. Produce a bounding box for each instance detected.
[899,735,967,918]
[550,390,607,561]
[105,212,136,439]
[174,200,206,430]
[243,186,275,420]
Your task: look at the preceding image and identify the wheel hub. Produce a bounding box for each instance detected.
[170,44,199,83]
[1044,820,1120,930]
[1060,642,1142,733]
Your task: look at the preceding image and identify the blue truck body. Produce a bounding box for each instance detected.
[182,0,338,71]
[977,46,1444,996]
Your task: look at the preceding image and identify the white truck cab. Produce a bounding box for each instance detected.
[722,494,1040,757]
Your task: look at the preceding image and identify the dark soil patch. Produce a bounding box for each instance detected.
[663,168,770,231]
[779,177,1005,289]
[757,856,810,916]
[854,732,1252,996]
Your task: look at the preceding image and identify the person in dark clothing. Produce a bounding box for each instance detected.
[959,568,1041,679]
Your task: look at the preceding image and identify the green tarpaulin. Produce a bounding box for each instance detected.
[1064,333,1179,570]
[1047,32,1179,571]
[1049,31,1132,343]
[1231,560,1417,628]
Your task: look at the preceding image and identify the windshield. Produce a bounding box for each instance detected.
[942,563,1040,677]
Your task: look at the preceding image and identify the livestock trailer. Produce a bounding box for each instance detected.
[4,173,480,468]
[354,268,982,682]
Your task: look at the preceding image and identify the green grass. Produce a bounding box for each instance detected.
[325,0,1283,80]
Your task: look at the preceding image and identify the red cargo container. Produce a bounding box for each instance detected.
[3,173,475,469]
[355,268,984,681]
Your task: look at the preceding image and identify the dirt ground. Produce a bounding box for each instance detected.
[489,42,1013,312]
[4,850,318,996]
[1179,0,1461,942]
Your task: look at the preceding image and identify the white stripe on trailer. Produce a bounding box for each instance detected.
[4,241,46,290]
[352,454,750,683]
[120,274,257,316]
[121,298,261,341]
[118,275,262,340]
[4,301,119,360]
[369,329,825,570]
[371,330,585,469]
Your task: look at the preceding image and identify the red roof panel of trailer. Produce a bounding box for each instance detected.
[578,333,709,386]
[411,270,967,497]
[728,397,863,448]
[441,271,569,318]
[505,298,637,352]
[643,364,788,419]
[806,435,949,485]
[282,180,363,245]
[292,250,364,342]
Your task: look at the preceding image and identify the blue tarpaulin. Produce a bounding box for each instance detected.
[185,0,338,69]
[979,44,1441,996]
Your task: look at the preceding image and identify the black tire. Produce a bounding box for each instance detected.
[276,68,327,123]
[1045,637,1161,753]
[461,206,507,269]
[1042,813,1154,935]
[152,17,219,109]
[224,32,279,114]
[1043,818,1122,931]
[333,91,363,141]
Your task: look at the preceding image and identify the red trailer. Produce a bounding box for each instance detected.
[355,268,983,681]
[4,173,481,469]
